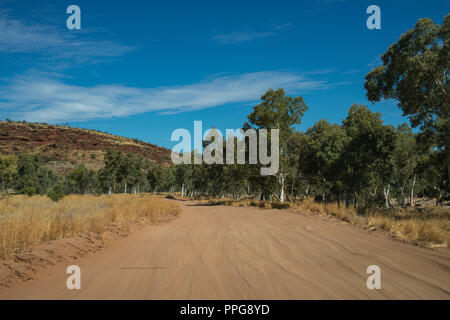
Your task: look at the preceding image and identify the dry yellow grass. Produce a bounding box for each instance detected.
[299,199,450,247]
[367,213,449,246]
[0,194,181,260]
[206,197,450,247]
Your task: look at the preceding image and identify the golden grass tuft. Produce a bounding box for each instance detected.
[368,215,449,245]
[298,200,449,247]
[0,194,181,260]
[299,198,325,214]
[207,197,449,247]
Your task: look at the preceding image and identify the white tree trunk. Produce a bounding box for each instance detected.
[410,174,416,207]
[278,173,288,202]
[383,185,390,209]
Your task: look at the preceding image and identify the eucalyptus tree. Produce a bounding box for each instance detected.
[341,105,396,208]
[301,120,348,204]
[392,124,418,206]
[365,14,450,181]
[246,88,308,202]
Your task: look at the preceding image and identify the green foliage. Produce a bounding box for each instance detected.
[246,88,308,133]
[15,154,42,194]
[365,14,450,181]
[47,183,65,202]
[392,124,418,205]
[301,119,348,202]
[24,186,37,197]
[245,88,308,202]
[98,150,148,194]
[13,154,60,196]
[67,165,98,194]
[0,155,17,193]
[340,105,396,206]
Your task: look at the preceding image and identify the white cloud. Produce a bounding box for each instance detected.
[0,10,133,65]
[0,71,334,122]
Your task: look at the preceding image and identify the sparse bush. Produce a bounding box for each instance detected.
[271,202,291,209]
[24,186,36,197]
[47,183,65,202]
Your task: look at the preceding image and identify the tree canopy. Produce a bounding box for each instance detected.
[365,14,450,181]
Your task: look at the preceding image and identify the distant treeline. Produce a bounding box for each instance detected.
[0,150,164,201]
[0,101,447,208]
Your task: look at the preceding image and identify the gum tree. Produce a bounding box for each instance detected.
[365,15,450,181]
[245,88,308,202]
[392,124,418,206]
[301,120,348,204]
[341,105,396,208]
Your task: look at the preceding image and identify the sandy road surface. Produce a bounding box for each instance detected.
[0,200,449,299]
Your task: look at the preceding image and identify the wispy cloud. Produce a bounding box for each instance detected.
[212,21,293,44]
[273,22,293,31]
[341,69,361,74]
[0,71,337,123]
[0,10,133,66]
[304,68,336,75]
[212,31,275,44]
[367,54,382,68]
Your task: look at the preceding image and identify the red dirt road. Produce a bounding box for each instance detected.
[0,201,449,299]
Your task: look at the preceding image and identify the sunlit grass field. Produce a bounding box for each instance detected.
[0,194,181,260]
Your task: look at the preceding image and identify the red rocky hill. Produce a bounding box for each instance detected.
[0,121,171,175]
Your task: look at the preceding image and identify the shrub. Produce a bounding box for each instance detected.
[24,186,36,197]
[47,183,65,202]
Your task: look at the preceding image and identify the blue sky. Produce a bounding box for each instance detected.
[0,0,448,148]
